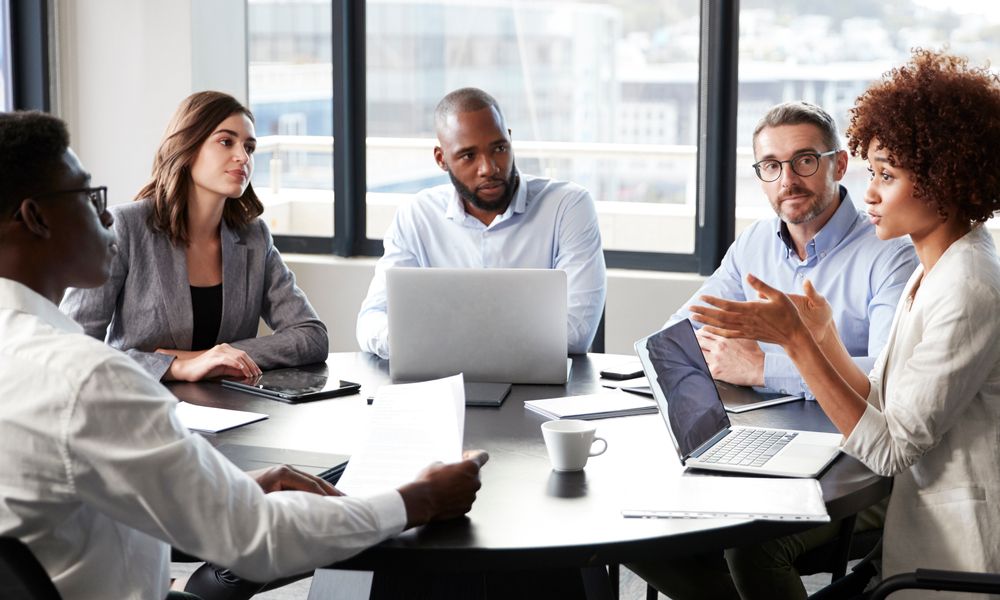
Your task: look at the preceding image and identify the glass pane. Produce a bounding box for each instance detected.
[366,1,700,254]
[1,0,12,111]
[736,2,1000,237]
[247,0,334,237]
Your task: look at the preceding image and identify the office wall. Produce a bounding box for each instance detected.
[283,255,705,355]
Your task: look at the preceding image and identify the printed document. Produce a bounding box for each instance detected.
[337,374,465,496]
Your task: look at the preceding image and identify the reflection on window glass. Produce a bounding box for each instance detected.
[247,0,335,237]
[735,1,1000,234]
[366,1,700,253]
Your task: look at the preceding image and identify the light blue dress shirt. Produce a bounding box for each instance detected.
[357,173,607,358]
[670,187,918,397]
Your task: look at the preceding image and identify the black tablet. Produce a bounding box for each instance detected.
[221,367,360,403]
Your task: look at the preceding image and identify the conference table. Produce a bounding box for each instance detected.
[168,352,891,599]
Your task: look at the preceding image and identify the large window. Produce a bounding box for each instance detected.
[248,0,717,269]
[734,1,1000,232]
[365,1,700,255]
[248,0,335,238]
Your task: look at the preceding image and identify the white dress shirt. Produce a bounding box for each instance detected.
[356,174,607,358]
[0,278,406,600]
[843,227,1000,593]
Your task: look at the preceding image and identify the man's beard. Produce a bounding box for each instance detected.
[449,164,518,213]
[773,185,834,225]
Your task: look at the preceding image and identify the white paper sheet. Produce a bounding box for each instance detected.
[623,476,829,522]
[336,374,465,497]
[175,402,268,433]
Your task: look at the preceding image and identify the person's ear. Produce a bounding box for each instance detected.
[15,199,52,239]
[434,146,447,171]
[833,150,849,181]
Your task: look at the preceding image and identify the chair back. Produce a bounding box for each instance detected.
[0,537,62,600]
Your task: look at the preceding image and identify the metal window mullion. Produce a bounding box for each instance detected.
[332,0,367,256]
[694,0,739,275]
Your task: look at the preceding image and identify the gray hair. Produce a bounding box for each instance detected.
[752,101,841,154]
[434,87,506,130]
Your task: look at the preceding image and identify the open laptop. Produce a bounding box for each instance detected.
[387,267,568,384]
[635,319,842,478]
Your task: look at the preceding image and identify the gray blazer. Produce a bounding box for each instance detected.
[60,199,328,380]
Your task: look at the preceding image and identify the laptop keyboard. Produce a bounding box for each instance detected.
[700,428,797,467]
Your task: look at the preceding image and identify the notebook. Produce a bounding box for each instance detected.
[611,380,802,414]
[524,391,658,420]
[221,367,360,403]
[386,267,568,384]
[635,320,842,478]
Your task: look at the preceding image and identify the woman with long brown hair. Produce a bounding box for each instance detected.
[62,91,327,382]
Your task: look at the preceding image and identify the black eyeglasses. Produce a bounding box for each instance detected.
[752,150,838,182]
[29,186,108,216]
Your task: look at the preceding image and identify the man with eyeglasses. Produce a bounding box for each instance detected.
[629,102,917,599]
[0,111,487,599]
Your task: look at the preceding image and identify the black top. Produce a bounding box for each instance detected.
[190,284,222,351]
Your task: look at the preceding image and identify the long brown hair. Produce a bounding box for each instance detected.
[136,91,263,244]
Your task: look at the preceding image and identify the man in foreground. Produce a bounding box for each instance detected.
[0,110,487,599]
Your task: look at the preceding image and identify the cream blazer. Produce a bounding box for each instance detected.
[844,226,1000,599]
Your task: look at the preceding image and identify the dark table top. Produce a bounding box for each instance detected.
[168,352,890,572]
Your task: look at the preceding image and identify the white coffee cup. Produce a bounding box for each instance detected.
[541,419,608,472]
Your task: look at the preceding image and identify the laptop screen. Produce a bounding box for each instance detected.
[637,320,731,459]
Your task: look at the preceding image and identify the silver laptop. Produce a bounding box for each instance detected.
[635,320,842,478]
[387,268,568,384]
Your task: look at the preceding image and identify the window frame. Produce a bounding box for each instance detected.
[8,0,49,112]
[270,0,740,276]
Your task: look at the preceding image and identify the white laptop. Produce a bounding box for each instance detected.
[386,268,569,384]
[635,320,842,478]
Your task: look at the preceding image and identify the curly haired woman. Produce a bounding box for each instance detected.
[691,49,1000,597]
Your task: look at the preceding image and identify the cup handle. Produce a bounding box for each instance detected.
[589,436,608,457]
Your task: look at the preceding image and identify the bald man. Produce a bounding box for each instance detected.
[356,87,606,358]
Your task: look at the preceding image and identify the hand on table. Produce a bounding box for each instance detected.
[694,328,765,387]
[160,343,262,382]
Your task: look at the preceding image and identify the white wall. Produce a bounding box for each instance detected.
[55,0,705,357]
[55,1,193,205]
[282,255,705,355]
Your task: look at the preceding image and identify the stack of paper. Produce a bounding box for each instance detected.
[336,374,465,497]
[524,391,658,420]
[175,402,268,433]
[623,476,829,522]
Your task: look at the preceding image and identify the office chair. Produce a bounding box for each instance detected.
[0,537,62,600]
[868,567,1000,599]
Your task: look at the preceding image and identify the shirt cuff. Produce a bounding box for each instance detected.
[362,490,408,536]
[762,352,811,398]
[842,402,882,462]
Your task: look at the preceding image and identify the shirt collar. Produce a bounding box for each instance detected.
[0,277,84,334]
[444,171,526,224]
[776,185,856,259]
